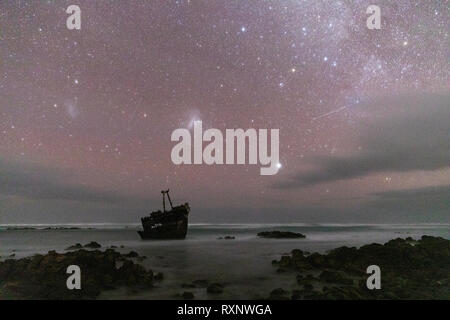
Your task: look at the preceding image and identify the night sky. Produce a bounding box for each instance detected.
[0,1,448,224]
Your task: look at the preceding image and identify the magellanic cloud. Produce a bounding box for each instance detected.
[275,94,450,189]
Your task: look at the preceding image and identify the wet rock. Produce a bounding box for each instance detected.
[269,288,290,300]
[182,279,209,289]
[0,248,155,299]
[137,256,147,262]
[154,272,164,281]
[319,270,354,285]
[257,231,306,239]
[124,251,139,258]
[193,279,209,288]
[207,283,224,294]
[66,243,83,250]
[303,283,314,291]
[272,236,450,299]
[182,291,194,300]
[84,241,101,249]
[291,290,303,300]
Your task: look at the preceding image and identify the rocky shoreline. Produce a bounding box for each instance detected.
[0,235,448,300]
[269,235,450,299]
[0,247,158,299]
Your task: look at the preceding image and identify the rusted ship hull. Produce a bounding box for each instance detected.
[138,199,190,240]
[138,218,188,240]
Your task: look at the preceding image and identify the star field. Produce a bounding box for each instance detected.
[0,0,448,223]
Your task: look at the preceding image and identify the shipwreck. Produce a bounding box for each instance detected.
[138,190,190,240]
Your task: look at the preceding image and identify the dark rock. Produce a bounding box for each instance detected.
[182,291,194,300]
[271,288,288,295]
[218,236,236,240]
[272,236,450,300]
[193,279,209,288]
[207,283,224,294]
[269,288,290,300]
[319,270,353,285]
[182,279,209,289]
[84,241,101,249]
[257,231,306,239]
[154,272,164,281]
[0,248,155,299]
[303,283,314,291]
[137,256,147,262]
[66,243,83,250]
[124,251,139,258]
[291,290,303,300]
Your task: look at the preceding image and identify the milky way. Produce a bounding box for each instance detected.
[0,1,448,223]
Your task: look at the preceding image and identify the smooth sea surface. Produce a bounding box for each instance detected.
[1,223,449,299]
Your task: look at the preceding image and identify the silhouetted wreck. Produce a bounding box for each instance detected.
[138,190,190,240]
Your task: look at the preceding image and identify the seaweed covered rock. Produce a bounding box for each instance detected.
[0,249,155,299]
[269,236,450,300]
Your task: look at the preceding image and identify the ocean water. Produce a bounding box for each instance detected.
[1,223,449,299]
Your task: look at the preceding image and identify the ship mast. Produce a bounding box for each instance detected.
[161,189,173,212]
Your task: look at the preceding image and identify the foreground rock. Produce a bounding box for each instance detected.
[65,242,102,250]
[207,283,224,294]
[218,236,235,240]
[84,241,101,249]
[182,291,195,300]
[0,249,156,299]
[182,279,209,289]
[258,231,306,239]
[270,235,450,299]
